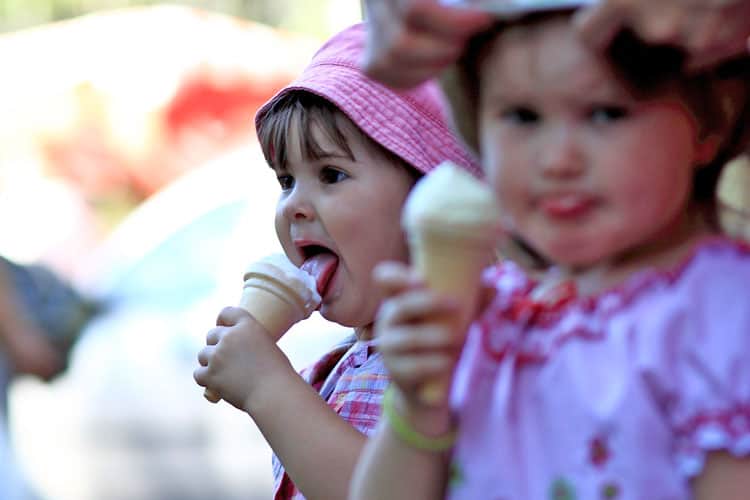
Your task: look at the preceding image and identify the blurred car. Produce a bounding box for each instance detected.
[8,145,350,500]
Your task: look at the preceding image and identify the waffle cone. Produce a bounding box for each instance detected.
[238,277,309,342]
[409,230,495,405]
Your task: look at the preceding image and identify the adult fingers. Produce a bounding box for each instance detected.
[404,0,493,42]
[574,0,630,54]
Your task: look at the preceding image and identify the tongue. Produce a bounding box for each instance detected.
[301,253,338,296]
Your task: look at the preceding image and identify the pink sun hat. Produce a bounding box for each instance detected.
[254,22,481,177]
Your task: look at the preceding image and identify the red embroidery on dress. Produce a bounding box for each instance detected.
[479,238,748,364]
[589,436,611,468]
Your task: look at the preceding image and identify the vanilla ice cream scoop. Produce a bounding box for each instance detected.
[204,253,320,403]
[240,253,322,333]
[402,160,502,242]
[401,161,503,405]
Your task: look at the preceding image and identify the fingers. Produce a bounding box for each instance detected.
[574,0,630,55]
[215,306,250,327]
[404,1,493,42]
[361,0,491,88]
[373,260,423,300]
[196,344,214,367]
[576,0,750,72]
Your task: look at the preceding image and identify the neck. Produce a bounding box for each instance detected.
[553,207,714,296]
[355,324,374,342]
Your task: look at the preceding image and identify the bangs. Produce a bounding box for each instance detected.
[257,92,354,170]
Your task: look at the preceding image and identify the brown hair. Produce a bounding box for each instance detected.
[256,91,420,181]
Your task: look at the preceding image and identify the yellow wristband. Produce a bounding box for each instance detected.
[382,385,456,452]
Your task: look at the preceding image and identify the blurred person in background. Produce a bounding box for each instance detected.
[0,255,100,500]
[0,258,63,500]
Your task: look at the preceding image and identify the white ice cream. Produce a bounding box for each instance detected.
[243,253,321,315]
[402,161,502,241]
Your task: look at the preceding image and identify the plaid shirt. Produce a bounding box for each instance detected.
[272,334,388,500]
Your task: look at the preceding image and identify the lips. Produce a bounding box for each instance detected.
[537,193,596,219]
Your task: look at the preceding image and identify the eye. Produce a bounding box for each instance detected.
[319,166,348,184]
[276,174,294,191]
[588,105,628,124]
[501,106,540,125]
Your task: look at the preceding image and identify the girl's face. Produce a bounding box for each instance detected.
[477,16,712,269]
[274,114,415,329]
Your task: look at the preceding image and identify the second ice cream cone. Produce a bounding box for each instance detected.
[401,161,503,406]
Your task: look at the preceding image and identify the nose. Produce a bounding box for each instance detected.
[279,184,315,221]
[537,124,584,179]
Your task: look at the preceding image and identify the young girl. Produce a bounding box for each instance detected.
[351,4,750,499]
[192,23,480,500]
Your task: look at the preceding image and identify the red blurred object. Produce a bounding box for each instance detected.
[1,5,320,204]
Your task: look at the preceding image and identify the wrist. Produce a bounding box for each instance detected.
[383,385,456,452]
[242,362,298,416]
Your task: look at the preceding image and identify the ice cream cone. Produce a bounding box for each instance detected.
[204,253,320,403]
[402,161,502,405]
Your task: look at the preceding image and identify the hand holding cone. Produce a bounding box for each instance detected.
[401,161,502,405]
[203,253,321,403]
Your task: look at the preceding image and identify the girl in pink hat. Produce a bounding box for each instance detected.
[351,3,750,499]
[193,22,480,500]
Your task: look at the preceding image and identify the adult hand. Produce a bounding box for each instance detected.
[575,0,750,73]
[362,0,493,88]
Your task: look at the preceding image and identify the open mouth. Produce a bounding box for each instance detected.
[299,244,339,299]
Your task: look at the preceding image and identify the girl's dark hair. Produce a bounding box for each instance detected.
[257,91,420,180]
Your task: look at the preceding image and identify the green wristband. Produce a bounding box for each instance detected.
[382,385,456,452]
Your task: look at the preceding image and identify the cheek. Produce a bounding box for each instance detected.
[482,146,520,212]
[274,206,292,251]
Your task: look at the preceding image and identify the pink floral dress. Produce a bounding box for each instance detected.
[449,238,750,499]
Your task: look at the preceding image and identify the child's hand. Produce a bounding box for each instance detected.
[575,0,750,72]
[194,306,296,413]
[373,261,464,410]
[362,0,493,88]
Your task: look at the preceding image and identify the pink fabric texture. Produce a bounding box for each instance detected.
[449,238,750,499]
[272,335,387,500]
[254,22,481,178]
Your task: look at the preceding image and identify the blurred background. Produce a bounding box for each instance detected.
[2,3,750,500]
[0,2,361,499]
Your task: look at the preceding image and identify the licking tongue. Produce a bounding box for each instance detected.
[301,252,338,297]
